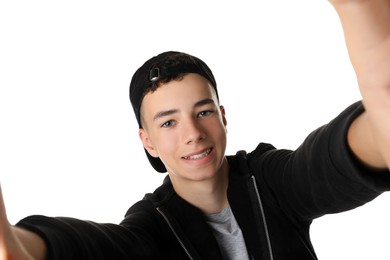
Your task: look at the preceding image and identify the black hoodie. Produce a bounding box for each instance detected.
[17,101,390,260]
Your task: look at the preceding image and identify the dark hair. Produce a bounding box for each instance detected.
[145,53,203,93]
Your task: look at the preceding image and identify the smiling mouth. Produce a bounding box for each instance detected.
[183,148,212,160]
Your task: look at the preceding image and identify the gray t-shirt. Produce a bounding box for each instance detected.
[205,205,250,260]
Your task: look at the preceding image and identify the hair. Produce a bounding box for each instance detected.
[143,53,201,96]
[144,74,185,95]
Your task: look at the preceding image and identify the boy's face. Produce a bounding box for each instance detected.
[139,73,227,182]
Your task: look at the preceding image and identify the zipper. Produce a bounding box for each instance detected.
[251,175,274,260]
[156,207,194,260]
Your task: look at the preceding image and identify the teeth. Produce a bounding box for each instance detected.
[184,149,211,160]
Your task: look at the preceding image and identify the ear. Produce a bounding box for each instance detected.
[219,105,227,127]
[139,128,159,158]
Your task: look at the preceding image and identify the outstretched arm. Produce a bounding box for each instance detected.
[0,185,46,260]
[330,0,390,169]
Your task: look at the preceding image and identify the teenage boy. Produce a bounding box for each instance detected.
[1,0,390,259]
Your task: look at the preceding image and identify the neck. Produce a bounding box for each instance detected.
[170,158,229,215]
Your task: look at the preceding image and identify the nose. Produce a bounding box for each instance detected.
[183,118,205,145]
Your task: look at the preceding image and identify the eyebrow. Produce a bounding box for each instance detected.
[153,109,178,122]
[194,98,214,108]
[152,98,215,122]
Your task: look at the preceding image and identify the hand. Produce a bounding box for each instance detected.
[329,0,390,169]
[329,0,370,4]
[329,0,390,74]
[0,185,39,260]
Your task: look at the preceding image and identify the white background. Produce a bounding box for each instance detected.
[1,0,389,259]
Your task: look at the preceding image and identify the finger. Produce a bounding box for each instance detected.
[0,184,10,229]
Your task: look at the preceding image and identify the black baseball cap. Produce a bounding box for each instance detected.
[129,51,218,173]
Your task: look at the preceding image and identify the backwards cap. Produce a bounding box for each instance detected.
[129,51,218,173]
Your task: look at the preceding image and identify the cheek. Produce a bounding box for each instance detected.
[207,121,227,146]
[154,132,179,155]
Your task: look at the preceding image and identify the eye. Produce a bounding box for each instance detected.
[198,110,213,118]
[161,120,175,128]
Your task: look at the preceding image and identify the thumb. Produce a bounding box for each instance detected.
[0,183,14,259]
[0,183,11,238]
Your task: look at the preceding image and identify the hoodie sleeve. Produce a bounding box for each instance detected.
[15,207,164,260]
[249,101,390,221]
